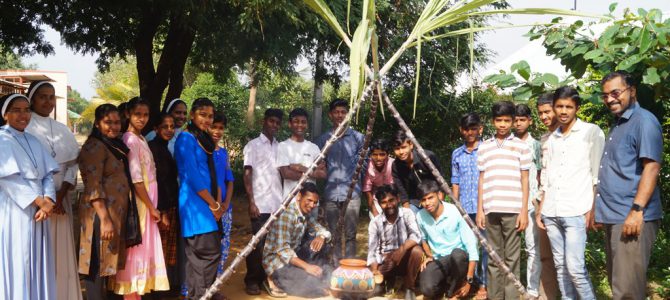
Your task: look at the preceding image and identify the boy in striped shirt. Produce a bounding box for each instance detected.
[475,101,531,299]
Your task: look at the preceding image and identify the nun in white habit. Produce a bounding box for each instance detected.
[25,81,83,300]
[0,93,59,300]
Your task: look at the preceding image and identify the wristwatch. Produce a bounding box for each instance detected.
[631,203,643,212]
[466,276,474,284]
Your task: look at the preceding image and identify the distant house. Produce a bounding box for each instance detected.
[0,70,70,126]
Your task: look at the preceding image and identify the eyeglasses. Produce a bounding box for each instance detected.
[600,87,631,101]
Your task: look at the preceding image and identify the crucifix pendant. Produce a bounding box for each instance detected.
[51,150,56,158]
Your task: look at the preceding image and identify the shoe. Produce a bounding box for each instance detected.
[372,283,385,296]
[245,283,261,295]
[404,289,417,300]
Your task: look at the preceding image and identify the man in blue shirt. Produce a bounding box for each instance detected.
[315,99,364,261]
[451,112,487,295]
[595,71,663,300]
[416,180,479,300]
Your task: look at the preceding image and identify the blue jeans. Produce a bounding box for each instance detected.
[542,215,595,300]
[468,213,488,287]
[525,209,542,296]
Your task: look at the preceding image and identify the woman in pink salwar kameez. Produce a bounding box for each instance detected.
[110,97,169,299]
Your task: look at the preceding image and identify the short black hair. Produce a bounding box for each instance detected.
[374,185,398,202]
[553,86,581,107]
[417,180,441,199]
[328,98,349,112]
[299,182,319,196]
[536,92,554,107]
[289,107,309,122]
[369,138,389,153]
[391,130,410,147]
[515,104,532,118]
[459,113,482,128]
[601,70,636,87]
[264,108,284,120]
[126,96,150,112]
[492,101,516,118]
[213,112,227,126]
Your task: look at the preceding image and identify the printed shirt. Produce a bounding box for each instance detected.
[520,135,542,207]
[451,143,480,214]
[262,200,331,275]
[243,133,282,214]
[277,138,321,199]
[416,203,478,260]
[476,134,532,214]
[315,128,365,201]
[542,119,605,217]
[596,102,663,224]
[366,207,422,265]
[362,157,395,193]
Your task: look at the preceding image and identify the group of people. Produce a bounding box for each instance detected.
[0,69,662,300]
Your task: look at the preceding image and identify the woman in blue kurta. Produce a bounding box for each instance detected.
[0,93,59,300]
[175,98,224,300]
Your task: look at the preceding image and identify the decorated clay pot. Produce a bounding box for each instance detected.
[330,259,374,299]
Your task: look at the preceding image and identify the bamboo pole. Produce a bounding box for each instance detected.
[337,90,380,257]
[199,81,377,300]
[381,92,530,298]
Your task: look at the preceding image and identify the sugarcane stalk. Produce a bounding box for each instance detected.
[381,92,530,298]
[337,89,380,258]
[199,81,377,300]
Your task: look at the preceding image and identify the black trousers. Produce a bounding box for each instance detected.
[271,234,333,298]
[419,248,469,299]
[244,213,270,286]
[184,230,222,300]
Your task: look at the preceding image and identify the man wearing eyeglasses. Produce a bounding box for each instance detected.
[594,71,663,300]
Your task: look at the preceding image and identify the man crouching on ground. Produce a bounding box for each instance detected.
[367,185,424,300]
[417,180,480,300]
[262,182,332,298]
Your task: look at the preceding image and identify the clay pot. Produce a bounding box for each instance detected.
[330,259,374,299]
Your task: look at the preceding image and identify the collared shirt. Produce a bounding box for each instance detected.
[366,207,422,265]
[262,200,331,275]
[362,157,395,193]
[477,134,532,214]
[542,119,605,217]
[392,149,443,207]
[315,128,365,201]
[243,133,282,214]
[596,102,663,224]
[451,143,480,214]
[520,135,542,207]
[416,203,478,260]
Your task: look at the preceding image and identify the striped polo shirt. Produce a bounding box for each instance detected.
[477,134,532,214]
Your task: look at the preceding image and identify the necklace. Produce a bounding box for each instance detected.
[12,131,38,170]
[495,137,507,149]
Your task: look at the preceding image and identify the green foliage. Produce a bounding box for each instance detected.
[485,7,670,297]
[92,56,140,103]
[0,46,37,69]
[67,89,88,115]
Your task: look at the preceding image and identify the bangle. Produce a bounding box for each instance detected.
[209,202,221,212]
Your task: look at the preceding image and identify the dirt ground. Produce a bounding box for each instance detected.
[218,196,415,300]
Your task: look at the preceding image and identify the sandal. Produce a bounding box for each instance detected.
[262,280,287,298]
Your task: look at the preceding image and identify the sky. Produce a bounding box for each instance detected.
[23,0,670,100]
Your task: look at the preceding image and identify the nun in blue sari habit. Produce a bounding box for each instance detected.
[0,94,60,300]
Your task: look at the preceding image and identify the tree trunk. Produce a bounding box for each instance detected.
[312,45,325,138]
[135,8,196,132]
[246,59,258,125]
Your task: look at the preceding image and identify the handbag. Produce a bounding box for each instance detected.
[124,192,142,248]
